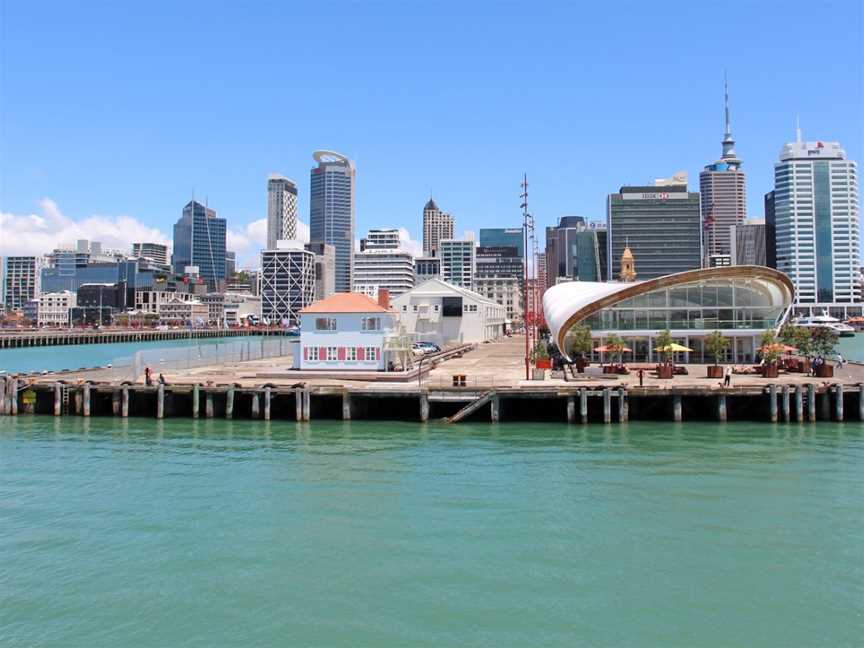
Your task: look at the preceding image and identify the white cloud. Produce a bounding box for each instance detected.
[0,198,171,257]
[227,218,310,270]
[397,227,424,258]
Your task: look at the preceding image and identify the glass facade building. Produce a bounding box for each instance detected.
[310,151,355,293]
[172,200,227,286]
[479,228,524,258]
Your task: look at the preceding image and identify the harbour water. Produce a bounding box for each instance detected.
[1,417,862,647]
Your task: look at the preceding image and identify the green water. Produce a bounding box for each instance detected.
[1,417,862,648]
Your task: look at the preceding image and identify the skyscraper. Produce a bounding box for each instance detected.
[172,200,227,287]
[3,256,41,311]
[310,151,355,292]
[440,239,475,289]
[729,219,767,267]
[260,241,316,326]
[267,174,298,249]
[422,198,454,255]
[479,228,524,257]
[607,175,702,280]
[700,78,746,260]
[772,134,861,317]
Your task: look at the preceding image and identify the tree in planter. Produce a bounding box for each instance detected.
[604,333,626,366]
[759,329,782,366]
[705,330,730,366]
[567,325,594,366]
[654,328,674,365]
[531,339,550,366]
[811,327,839,360]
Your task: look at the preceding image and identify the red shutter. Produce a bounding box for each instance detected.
[303,347,308,360]
[338,347,346,361]
[358,346,365,361]
[319,346,327,360]
[376,347,381,360]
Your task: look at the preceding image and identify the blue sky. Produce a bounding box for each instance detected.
[1,1,862,267]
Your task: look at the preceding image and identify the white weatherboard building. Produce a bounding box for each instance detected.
[261,241,315,326]
[38,291,76,327]
[296,293,395,371]
[266,174,299,250]
[391,278,506,345]
[440,239,475,290]
[771,135,861,318]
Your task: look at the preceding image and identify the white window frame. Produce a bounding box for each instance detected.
[315,317,337,331]
[346,347,357,361]
[327,346,338,361]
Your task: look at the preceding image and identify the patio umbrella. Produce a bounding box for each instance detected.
[595,345,632,353]
[654,343,693,353]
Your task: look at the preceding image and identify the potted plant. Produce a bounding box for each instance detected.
[704,330,729,378]
[786,326,813,373]
[533,340,552,370]
[759,330,781,378]
[603,333,626,373]
[811,328,839,377]
[654,329,674,378]
[567,325,593,373]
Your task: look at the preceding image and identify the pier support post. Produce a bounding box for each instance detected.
[303,389,311,422]
[672,393,682,423]
[83,383,91,417]
[717,393,727,422]
[580,389,588,424]
[834,384,843,422]
[419,393,429,422]
[781,386,790,423]
[795,386,804,422]
[295,388,303,422]
[618,388,628,423]
[251,392,260,419]
[859,384,864,422]
[225,386,234,419]
[156,384,164,419]
[10,377,18,416]
[0,377,6,415]
[602,388,611,424]
[55,383,63,416]
[112,390,120,416]
[566,395,576,424]
[768,384,777,423]
[192,384,200,419]
[264,387,271,421]
[205,391,214,418]
[122,385,129,418]
[342,392,351,420]
[819,387,830,421]
[807,384,816,422]
[490,395,500,423]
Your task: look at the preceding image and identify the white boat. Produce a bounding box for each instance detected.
[793,314,856,337]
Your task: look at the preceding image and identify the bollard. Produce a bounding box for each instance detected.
[122,385,129,418]
[795,385,804,422]
[566,395,576,424]
[768,384,777,423]
[205,391,214,418]
[83,383,91,417]
[295,388,303,422]
[419,393,429,422]
[781,386,790,423]
[264,387,271,421]
[55,383,63,416]
[225,386,234,419]
[342,392,352,420]
[807,384,816,423]
[192,384,200,419]
[672,393,682,422]
[580,389,588,424]
[618,388,628,422]
[156,383,164,419]
[834,384,843,422]
[251,392,260,419]
[717,393,727,422]
[602,388,611,424]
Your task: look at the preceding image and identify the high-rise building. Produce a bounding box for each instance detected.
[132,243,169,266]
[310,150,355,293]
[474,246,523,322]
[260,241,316,326]
[764,191,777,269]
[700,78,746,258]
[225,251,236,277]
[440,239,475,289]
[353,250,415,298]
[172,200,227,287]
[543,216,608,284]
[607,175,702,280]
[730,219,766,266]
[304,242,336,302]
[414,256,441,284]
[479,228,524,257]
[3,256,41,311]
[360,228,401,251]
[772,134,861,317]
[536,252,547,293]
[267,174,299,249]
[422,198,454,255]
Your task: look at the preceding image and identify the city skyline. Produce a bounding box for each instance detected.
[2,3,861,268]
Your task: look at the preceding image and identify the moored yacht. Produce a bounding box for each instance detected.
[793,314,856,337]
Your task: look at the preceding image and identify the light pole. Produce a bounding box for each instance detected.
[521,174,530,380]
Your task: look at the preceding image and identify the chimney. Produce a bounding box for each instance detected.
[377,288,390,310]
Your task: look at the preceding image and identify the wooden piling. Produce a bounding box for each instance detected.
[10,377,18,416]
[781,385,790,423]
[342,392,352,420]
[580,389,588,424]
[295,388,303,421]
[264,387,271,421]
[602,388,611,424]
[490,395,500,423]
[82,383,91,417]
[717,393,727,422]
[54,383,63,416]
[156,383,164,419]
[419,393,429,422]
[795,385,804,422]
[672,393,682,422]
[859,384,864,422]
[618,388,628,423]
[768,384,777,423]
[566,395,576,424]
[205,391,214,418]
[121,385,129,418]
[251,392,260,419]
[0,377,7,415]
[225,386,234,419]
[112,390,121,416]
[192,384,200,419]
[834,384,843,422]
[819,387,830,421]
[303,389,311,421]
[807,384,816,422]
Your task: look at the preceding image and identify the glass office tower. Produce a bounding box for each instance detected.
[172,200,227,287]
[310,151,355,293]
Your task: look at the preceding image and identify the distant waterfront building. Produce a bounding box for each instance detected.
[3,256,41,311]
[700,78,746,258]
[37,290,76,327]
[474,246,524,322]
[360,228,401,251]
[544,216,608,285]
[132,243,169,266]
[414,256,441,284]
[606,175,702,280]
[260,241,316,326]
[422,198,454,255]
[267,174,299,250]
[772,134,861,317]
[479,228,524,257]
[310,151,355,293]
[304,241,336,302]
[353,250,415,298]
[440,239,476,289]
[730,219,766,266]
[172,200,227,287]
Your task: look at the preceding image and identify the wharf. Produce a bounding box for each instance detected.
[0,327,288,349]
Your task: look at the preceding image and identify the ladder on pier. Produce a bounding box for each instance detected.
[444,391,494,424]
[61,385,71,415]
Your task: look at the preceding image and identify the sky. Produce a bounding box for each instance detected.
[1,1,862,268]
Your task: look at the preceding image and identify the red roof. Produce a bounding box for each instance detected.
[300,292,389,314]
